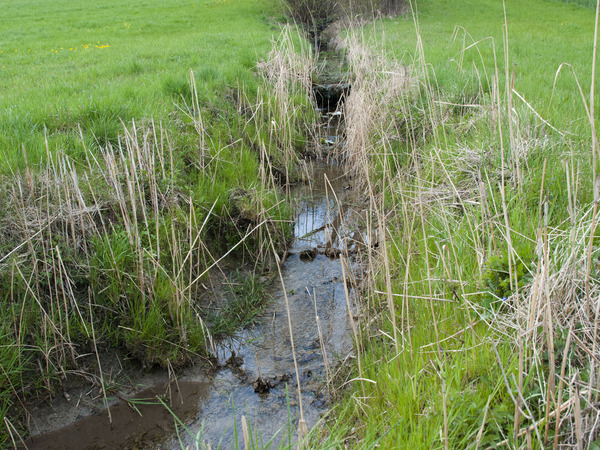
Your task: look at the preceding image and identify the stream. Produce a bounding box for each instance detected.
[24,161,359,449]
[173,164,356,448]
[23,35,356,448]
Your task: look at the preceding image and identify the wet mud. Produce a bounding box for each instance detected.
[23,381,211,450]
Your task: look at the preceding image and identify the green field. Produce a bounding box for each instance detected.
[0,0,284,170]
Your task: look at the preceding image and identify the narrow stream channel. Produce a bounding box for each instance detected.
[24,34,355,449]
[171,164,356,448]
[24,161,358,449]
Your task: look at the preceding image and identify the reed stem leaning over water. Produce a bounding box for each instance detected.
[266,227,307,445]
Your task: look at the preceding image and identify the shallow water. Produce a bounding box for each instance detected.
[24,164,357,449]
[171,164,356,448]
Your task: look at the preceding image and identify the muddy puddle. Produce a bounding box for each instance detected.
[23,162,359,449]
[24,381,211,449]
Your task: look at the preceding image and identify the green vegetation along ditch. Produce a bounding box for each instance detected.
[0,0,320,444]
[5,0,600,447]
[309,0,600,448]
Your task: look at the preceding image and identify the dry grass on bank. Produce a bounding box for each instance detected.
[314,3,600,446]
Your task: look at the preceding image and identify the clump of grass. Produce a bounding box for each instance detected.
[208,271,270,337]
[1,119,213,369]
[255,24,318,175]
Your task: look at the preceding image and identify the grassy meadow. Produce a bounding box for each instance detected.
[4,0,600,446]
[0,0,284,170]
[310,0,600,448]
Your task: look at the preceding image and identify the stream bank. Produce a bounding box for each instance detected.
[20,22,361,449]
[23,161,361,449]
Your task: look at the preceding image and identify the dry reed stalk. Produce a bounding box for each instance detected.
[553,326,574,448]
[575,374,583,450]
[3,417,28,450]
[311,287,333,402]
[380,214,400,363]
[442,377,449,450]
[88,289,111,425]
[340,254,366,399]
[589,0,600,410]
[165,359,183,406]
[474,395,492,450]
[267,230,307,444]
[256,25,316,178]
[241,415,250,450]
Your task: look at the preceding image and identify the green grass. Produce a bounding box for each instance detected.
[208,271,271,337]
[555,0,596,8]
[0,0,282,171]
[314,0,600,447]
[375,0,597,134]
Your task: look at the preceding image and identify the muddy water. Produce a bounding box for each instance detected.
[24,164,357,449]
[170,165,356,448]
